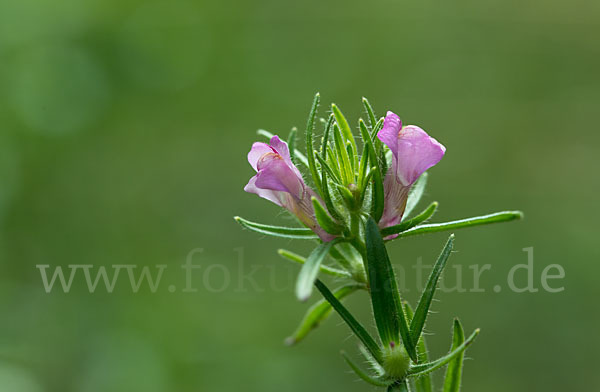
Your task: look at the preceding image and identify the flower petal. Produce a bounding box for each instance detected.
[255,154,304,199]
[377,111,403,157]
[395,125,446,186]
[248,142,274,171]
[244,175,284,207]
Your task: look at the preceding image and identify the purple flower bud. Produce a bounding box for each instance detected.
[377,111,446,232]
[244,135,335,242]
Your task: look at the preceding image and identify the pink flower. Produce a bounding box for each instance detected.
[244,135,335,242]
[377,111,446,230]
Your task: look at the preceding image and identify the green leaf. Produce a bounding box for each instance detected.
[333,123,354,184]
[296,239,341,301]
[398,211,524,238]
[287,127,298,163]
[410,235,454,345]
[381,202,438,238]
[332,103,358,160]
[357,134,370,191]
[315,279,383,363]
[404,172,428,218]
[305,93,322,194]
[315,154,343,185]
[257,129,309,168]
[277,249,351,278]
[364,218,417,361]
[311,197,344,235]
[359,119,384,222]
[234,216,317,239]
[362,97,377,128]
[286,284,361,345]
[408,328,479,377]
[319,167,345,223]
[342,351,390,387]
[404,302,433,392]
[442,319,466,392]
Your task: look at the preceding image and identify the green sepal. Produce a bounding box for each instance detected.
[381,202,438,238]
[285,284,361,345]
[404,172,428,218]
[332,103,358,160]
[305,93,322,194]
[234,216,317,239]
[410,234,454,345]
[341,351,391,387]
[359,119,384,222]
[408,328,479,377]
[277,249,350,278]
[364,218,417,361]
[311,197,344,235]
[398,211,524,238]
[256,129,309,169]
[296,239,342,301]
[315,279,383,363]
[442,319,466,392]
[336,183,357,211]
[388,380,410,392]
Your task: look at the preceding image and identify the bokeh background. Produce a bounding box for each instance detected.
[1,0,599,391]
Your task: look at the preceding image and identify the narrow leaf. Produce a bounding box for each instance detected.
[287,127,298,163]
[296,239,340,301]
[235,216,317,239]
[315,279,383,363]
[332,103,358,159]
[442,319,466,392]
[333,123,354,184]
[320,167,345,223]
[408,329,479,377]
[359,119,384,221]
[410,235,454,345]
[365,218,417,360]
[315,154,343,185]
[305,93,322,194]
[277,249,350,278]
[405,302,433,392]
[362,97,377,128]
[311,197,344,235]
[404,172,428,218]
[342,351,390,387]
[286,284,360,345]
[398,211,524,238]
[381,202,438,238]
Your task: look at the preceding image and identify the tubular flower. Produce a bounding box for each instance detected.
[377,111,446,230]
[244,135,335,242]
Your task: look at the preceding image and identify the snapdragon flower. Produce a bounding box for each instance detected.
[244,135,335,242]
[377,111,446,230]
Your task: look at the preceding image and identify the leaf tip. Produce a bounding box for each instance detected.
[284,337,296,346]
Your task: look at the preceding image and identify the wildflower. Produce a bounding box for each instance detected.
[244,135,335,241]
[377,111,446,229]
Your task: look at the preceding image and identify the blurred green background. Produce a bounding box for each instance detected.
[1,0,599,391]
